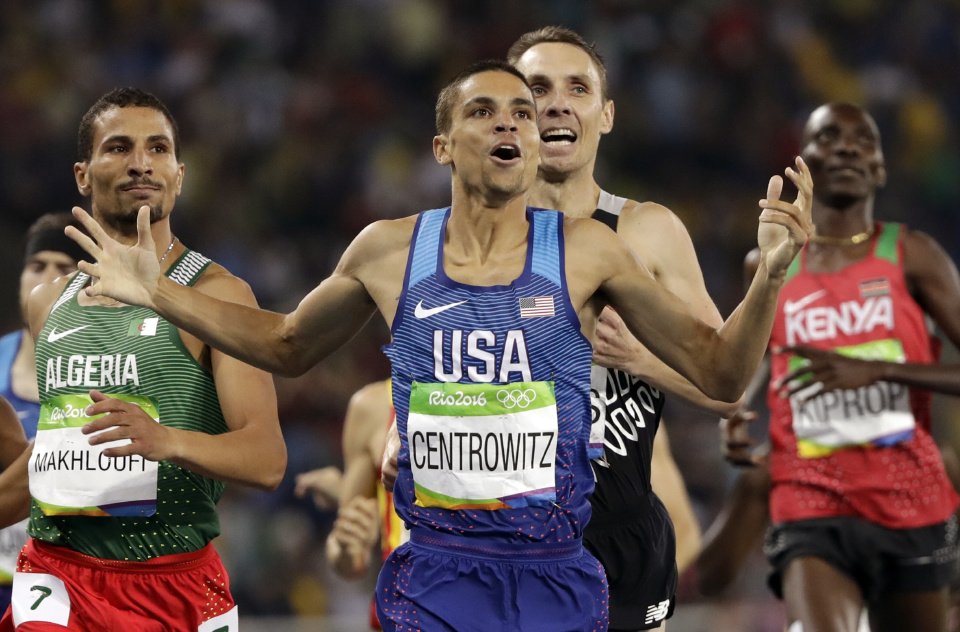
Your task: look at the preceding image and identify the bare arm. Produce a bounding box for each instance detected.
[0,444,31,528]
[326,381,390,580]
[584,160,812,403]
[695,464,771,596]
[83,269,287,490]
[650,425,701,573]
[67,207,401,377]
[0,397,28,470]
[591,203,741,415]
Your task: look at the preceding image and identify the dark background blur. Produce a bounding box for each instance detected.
[2,1,960,629]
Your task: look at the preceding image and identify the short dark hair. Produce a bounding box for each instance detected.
[23,212,87,265]
[435,59,530,135]
[507,26,609,100]
[77,87,181,161]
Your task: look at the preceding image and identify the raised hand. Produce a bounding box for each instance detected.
[757,156,814,278]
[66,206,161,308]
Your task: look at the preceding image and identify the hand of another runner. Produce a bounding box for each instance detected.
[82,390,175,461]
[757,156,814,278]
[294,466,343,511]
[720,409,767,467]
[775,346,884,401]
[381,419,400,492]
[67,206,162,309]
[327,496,379,579]
[593,306,648,376]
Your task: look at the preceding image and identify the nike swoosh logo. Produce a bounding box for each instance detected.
[47,325,89,343]
[414,299,468,319]
[783,290,826,315]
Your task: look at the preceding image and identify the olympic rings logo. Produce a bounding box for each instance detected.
[496,388,537,409]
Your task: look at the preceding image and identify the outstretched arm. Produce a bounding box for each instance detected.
[590,158,813,402]
[67,207,392,377]
[81,270,287,490]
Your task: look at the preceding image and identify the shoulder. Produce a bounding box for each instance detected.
[339,215,419,272]
[26,273,75,336]
[617,200,694,258]
[191,260,259,307]
[900,226,954,277]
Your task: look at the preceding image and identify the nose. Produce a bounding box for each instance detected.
[494,111,518,133]
[39,264,64,286]
[835,132,862,156]
[542,91,571,117]
[127,147,153,177]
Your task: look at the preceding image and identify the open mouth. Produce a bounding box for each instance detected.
[541,128,577,145]
[491,144,520,161]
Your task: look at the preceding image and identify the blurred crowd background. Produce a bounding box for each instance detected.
[2,1,960,629]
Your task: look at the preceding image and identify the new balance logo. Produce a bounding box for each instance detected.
[645,599,671,624]
[46,326,88,343]
[414,299,467,319]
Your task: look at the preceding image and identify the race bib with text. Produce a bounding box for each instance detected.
[789,339,915,458]
[29,393,160,517]
[407,381,558,510]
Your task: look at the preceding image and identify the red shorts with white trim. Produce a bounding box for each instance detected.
[0,539,237,631]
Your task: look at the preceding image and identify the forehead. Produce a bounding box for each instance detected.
[24,251,77,267]
[514,42,601,83]
[91,106,174,145]
[456,70,532,107]
[806,105,878,138]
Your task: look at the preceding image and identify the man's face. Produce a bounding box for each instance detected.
[801,103,886,208]
[434,70,540,202]
[19,251,77,319]
[513,42,613,181]
[74,106,184,232]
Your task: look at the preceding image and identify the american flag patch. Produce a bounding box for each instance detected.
[519,296,555,318]
[859,277,890,298]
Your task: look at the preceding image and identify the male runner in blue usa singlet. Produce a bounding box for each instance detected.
[69,60,814,632]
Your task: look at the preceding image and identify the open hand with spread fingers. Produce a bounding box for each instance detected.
[66,205,163,309]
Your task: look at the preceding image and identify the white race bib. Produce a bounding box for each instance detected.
[790,339,915,458]
[407,381,558,509]
[30,393,160,516]
[12,572,70,626]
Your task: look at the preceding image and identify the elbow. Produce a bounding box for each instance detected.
[253,446,288,492]
[701,375,744,406]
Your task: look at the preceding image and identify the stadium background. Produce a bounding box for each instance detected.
[2,1,959,629]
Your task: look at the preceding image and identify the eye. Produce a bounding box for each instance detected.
[108,145,127,153]
[472,107,491,118]
[530,85,546,97]
[572,85,588,95]
[150,144,170,153]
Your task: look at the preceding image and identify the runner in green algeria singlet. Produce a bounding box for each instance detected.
[29,250,228,561]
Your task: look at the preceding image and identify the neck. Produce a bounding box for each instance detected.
[528,172,601,218]
[447,187,528,262]
[812,198,875,241]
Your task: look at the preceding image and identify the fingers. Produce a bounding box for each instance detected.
[65,225,102,260]
[70,207,111,246]
[136,206,156,251]
[765,175,783,205]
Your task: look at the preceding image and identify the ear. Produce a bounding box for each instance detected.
[74,162,92,197]
[875,163,887,189]
[433,135,452,166]
[175,163,185,194]
[600,99,614,135]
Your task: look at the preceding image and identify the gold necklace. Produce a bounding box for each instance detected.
[810,227,874,246]
[159,236,178,266]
